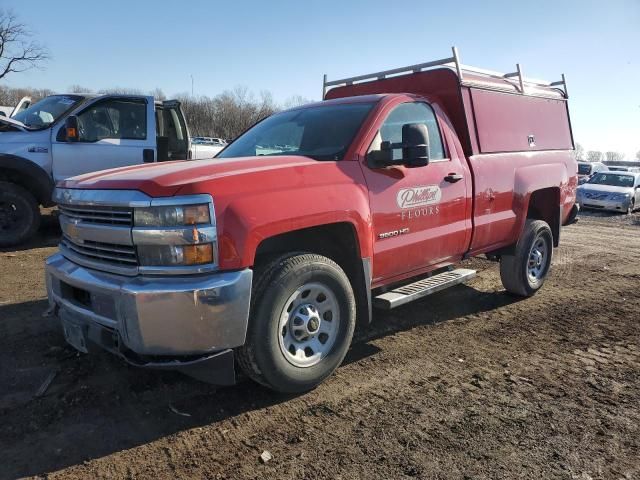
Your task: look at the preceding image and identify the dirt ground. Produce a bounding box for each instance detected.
[1,209,639,480]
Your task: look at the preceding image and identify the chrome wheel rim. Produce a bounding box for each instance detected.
[527,236,548,283]
[278,282,340,368]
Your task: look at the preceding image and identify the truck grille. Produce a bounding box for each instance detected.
[58,205,133,226]
[58,202,138,274]
[61,235,138,266]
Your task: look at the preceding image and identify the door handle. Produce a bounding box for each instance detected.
[444,173,463,183]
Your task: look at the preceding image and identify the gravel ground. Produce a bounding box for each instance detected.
[0,209,638,480]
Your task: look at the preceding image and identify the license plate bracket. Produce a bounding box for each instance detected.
[61,312,88,353]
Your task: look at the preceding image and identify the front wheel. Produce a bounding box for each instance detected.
[500,219,553,297]
[0,181,41,247]
[237,253,356,393]
[627,199,635,214]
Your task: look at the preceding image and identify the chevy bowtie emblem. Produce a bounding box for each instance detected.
[192,226,200,243]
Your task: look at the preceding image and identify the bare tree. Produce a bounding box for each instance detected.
[68,85,93,94]
[574,142,584,161]
[605,151,624,162]
[283,95,313,109]
[0,10,49,81]
[636,150,640,161]
[0,84,54,106]
[586,150,603,162]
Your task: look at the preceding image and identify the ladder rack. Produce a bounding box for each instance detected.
[322,46,568,99]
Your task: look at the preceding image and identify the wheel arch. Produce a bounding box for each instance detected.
[525,187,561,247]
[0,154,54,206]
[253,222,372,328]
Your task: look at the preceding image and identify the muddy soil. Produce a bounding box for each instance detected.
[0,209,638,479]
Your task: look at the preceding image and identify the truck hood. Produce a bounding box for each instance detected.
[59,156,322,197]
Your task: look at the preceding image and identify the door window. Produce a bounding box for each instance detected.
[369,102,445,161]
[156,106,188,160]
[77,99,147,142]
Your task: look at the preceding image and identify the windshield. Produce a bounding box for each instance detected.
[587,173,635,188]
[12,95,84,129]
[218,102,375,161]
[577,163,592,175]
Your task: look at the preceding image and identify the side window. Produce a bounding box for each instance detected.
[77,100,146,142]
[368,102,445,161]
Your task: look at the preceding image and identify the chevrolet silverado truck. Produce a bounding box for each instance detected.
[0,93,217,247]
[45,49,578,393]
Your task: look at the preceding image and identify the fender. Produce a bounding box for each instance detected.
[175,160,373,271]
[216,180,373,270]
[0,153,55,206]
[512,160,570,243]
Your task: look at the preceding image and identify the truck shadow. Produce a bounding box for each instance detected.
[0,283,521,479]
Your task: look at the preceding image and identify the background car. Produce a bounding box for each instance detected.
[577,161,608,185]
[577,172,640,214]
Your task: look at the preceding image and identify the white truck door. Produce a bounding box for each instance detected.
[156,100,190,161]
[51,96,156,182]
[10,96,32,117]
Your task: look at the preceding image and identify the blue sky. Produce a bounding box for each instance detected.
[3,0,639,158]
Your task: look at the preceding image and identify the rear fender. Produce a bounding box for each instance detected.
[513,163,568,245]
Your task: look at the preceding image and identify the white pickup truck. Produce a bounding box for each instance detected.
[0,93,221,246]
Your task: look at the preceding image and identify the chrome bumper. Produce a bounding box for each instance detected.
[578,198,631,213]
[45,253,252,382]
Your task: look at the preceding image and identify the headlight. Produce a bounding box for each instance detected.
[134,204,210,227]
[137,243,214,266]
[132,196,217,271]
[609,193,630,201]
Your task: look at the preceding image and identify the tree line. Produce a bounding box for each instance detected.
[2,82,639,158]
[0,84,311,140]
[574,143,638,163]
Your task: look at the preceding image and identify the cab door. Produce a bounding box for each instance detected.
[156,100,190,161]
[51,96,156,182]
[361,100,472,284]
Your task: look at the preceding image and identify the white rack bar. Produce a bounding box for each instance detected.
[322,46,568,99]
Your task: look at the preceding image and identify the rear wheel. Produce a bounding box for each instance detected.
[0,181,41,247]
[500,219,553,297]
[237,253,356,393]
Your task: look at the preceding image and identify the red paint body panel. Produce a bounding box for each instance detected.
[175,159,373,270]
[62,66,576,289]
[467,150,576,254]
[470,89,573,153]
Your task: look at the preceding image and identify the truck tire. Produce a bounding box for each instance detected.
[499,219,553,297]
[0,181,41,247]
[237,253,356,393]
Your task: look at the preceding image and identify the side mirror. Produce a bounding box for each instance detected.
[65,115,79,142]
[367,123,430,169]
[401,123,429,168]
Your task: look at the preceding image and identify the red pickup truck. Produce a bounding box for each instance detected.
[45,49,577,392]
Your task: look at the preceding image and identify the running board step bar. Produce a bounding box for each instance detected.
[373,268,477,310]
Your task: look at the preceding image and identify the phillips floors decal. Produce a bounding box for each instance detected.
[397,185,441,220]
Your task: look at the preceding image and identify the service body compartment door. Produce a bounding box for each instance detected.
[51,96,156,182]
[362,101,472,284]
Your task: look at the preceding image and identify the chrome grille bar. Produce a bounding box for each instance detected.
[61,236,138,264]
[58,205,133,226]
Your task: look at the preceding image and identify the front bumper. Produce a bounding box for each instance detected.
[45,253,252,384]
[578,197,631,213]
